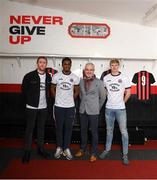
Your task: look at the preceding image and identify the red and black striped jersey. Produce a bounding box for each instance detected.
[46,67,58,77]
[132,71,155,100]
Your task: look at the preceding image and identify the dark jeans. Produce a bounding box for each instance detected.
[80,112,99,155]
[54,106,75,150]
[24,108,48,151]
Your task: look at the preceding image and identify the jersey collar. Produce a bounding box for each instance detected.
[62,71,71,75]
[111,72,121,76]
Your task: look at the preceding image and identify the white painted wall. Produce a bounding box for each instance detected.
[0,57,157,85]
[0,1,157,85]
[0,0,157,59]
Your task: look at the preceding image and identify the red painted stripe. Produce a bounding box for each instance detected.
[138,72,141,100]
[0,84,157,94]
[0,84,21,93]
[151,86,157,94]
[142,72,145,100]
[131,86,136,94]
[146,72,149,100]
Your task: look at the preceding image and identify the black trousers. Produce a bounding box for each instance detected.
[24,108,48,150]
[80,112,99,155]
[54,106,75,150]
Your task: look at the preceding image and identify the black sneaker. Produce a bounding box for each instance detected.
[22,150,31,164]
[37,147,50,159]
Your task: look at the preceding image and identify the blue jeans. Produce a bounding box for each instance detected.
[105,108,129,155]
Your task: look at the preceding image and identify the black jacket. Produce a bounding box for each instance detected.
[22,70,52,107]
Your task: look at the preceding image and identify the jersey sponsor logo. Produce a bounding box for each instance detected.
[40,82,45,91]
[109,83,120,92]
[60,82,72,90]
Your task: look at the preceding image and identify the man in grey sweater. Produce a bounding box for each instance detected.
[75,63,106,162]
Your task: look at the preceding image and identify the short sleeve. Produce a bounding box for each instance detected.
[74,75,80,85]
[100,69,111,81]
[51,73,58,84]
[132,73,138,84]
[150,73,155,84]
[124,75,131,89]
[100,72,105,81]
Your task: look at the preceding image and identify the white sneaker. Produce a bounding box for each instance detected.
[63,148,73,160]
[54,147,63,159]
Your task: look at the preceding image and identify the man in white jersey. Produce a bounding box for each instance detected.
[99,59,131,165]
[22,57,52,163]
[51,57,80,160]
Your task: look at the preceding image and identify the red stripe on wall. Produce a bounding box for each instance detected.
[151,86,157,94]
[0,84,21,93]
[131,86,136,94]
[0,84,157,94]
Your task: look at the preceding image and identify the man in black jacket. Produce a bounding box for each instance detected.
[22,56,52,163]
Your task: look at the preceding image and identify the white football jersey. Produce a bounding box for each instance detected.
[103,73,131,109]
[52,72,80,108]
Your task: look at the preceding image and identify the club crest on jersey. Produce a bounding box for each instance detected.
[118,79,122,83]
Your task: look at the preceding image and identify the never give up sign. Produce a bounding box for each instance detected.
[9,15,63,44]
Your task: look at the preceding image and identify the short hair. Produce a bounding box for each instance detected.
[110,59,120,66]
[37,56,47,63]
[84,63,95,70]
[62,57,72,65]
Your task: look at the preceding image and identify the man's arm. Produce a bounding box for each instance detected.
[124,88,131,103]
[74,85,80,99]
[21,74,29,96]
[99,81,106,109]
[51,84,56,97]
